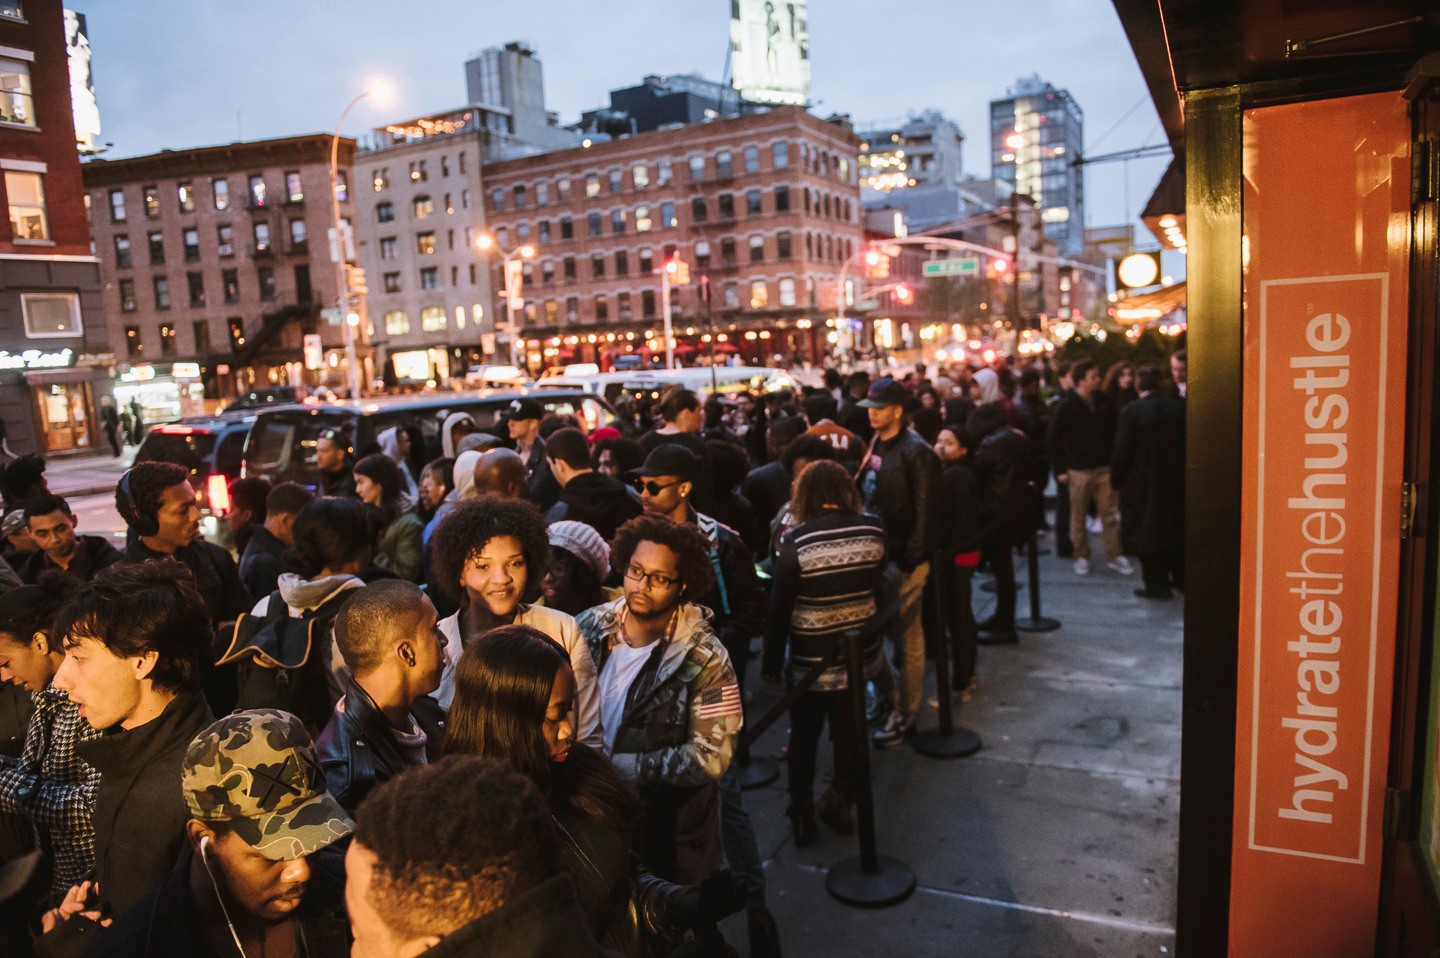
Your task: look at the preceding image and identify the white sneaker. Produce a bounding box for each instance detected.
[1086,516,1103,534]
[1073,557,1091,575]
[1108,556,1136,575]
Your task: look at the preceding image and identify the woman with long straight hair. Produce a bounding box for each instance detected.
[445,624,741,955]
[353,453,423,582]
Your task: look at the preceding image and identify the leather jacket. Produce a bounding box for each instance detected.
[315,679,445,814]
[864,428,941,571]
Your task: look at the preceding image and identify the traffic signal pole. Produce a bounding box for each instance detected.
[660,261,675,370]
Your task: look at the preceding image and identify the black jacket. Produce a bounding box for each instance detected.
[315,679,445,814]
[19,535,123,584]
[862,428,941,571]
[77,691,214,918]
[545,472,642,541]
[419,872,605,958]
[123,539,253,629]
[237,525,286,600]
[972,424,1038,544]
[692,512,766,673]
[938,460,987,556]
[1111,391,1187,554]
[837,395,873,442]
[1046,389,1118,474]
[522,437,562,511]
[319,466,356,499]
[740,460,790,532]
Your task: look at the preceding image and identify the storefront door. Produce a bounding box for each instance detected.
[34,381,93,452]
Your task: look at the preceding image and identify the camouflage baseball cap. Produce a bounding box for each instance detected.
[183,709,352,861]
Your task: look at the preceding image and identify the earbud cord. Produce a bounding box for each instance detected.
[200,841,249,958]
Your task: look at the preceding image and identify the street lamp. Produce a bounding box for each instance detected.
[329,79,392,399]
[475,233,537,367]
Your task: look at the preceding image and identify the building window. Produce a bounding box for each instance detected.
[376,202,394,223]
[718,194,734,219]
[516,222,529,242]
[109,189,126,222]
[379,236,397,260]
[146,231,164,263]
[746,189,762,215]
[513,185,526,209]
[183,227,200,261]
[615,250,628,276]
[420,267,439,290]
[749,235,764,262]
[641,289,656,318]
[617,292,632,321]
[125,325,142,358]
[744,145,760,174]
[689,155,704,182]
[777,231,792,260]
[719,237,736,263]
[773,141,789,169]
[373,168,389,192]
[594,294,608,321]
[223,269,239,304]
[541,260,555,284]
[118,278,136,311]
[253,222,271,252]
[461,189,470,209]
[538,220,551,244]
[0,57,32,126]
[660,201,676,229]
[638,247,653,273]
[258,266,275,300]
[774,185,789,212]
[535,182,549,206]
[159,323,176,357]
[469,263,477,284]
[565,296,579,321]
[658,157,673,185]
[560,216,573,240]
[216,223,234,254]
[290,219,306,246]
[153,276,170,309]
[409,161,427,183]
[591,253,605,279]
[212,178,229,210]
[248,175,266,207]
[177,182,195,214]
[413,195,433,218]
[715,151,732,178]
[543,299,557,324]
[417,306,445,331]
[694,240,710,269]
[194,320,211,354]
[228,319,245,350]
[490,188,504,212]
[563,257,576,282]
[556,177,571,202]
[585,173,600,198]
[141,185,159,218]
[723,281,738,308]
[384,310,409,335]
[440,155,450,177]
[691,197,707,222]
[5,171,46,240]
[383,271,401,293]
[588,212,602,237]
[635,206,651,232]
[608,169,623,194]
[283,171,302,203]
[633,164,649,189]
[113,235,131,268]
[778,278,797,307]
[750,280,768,309]
[417,231,436,255]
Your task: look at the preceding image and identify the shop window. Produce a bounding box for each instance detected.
[6,170,47,240]
[385,310,410,335]
[118,278,135,312]
[159,323,177,357]
[212,178,229,211]
[153,276,170,309]
[113,235,131,268]
[124,325,142,357]
[421,305,446,331]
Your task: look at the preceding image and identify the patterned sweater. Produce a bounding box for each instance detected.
[764,511,888,691]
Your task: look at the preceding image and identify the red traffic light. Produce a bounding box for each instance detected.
[665,258,679,274]
[894,284,913,304]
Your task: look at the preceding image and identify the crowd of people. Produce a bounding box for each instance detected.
[0,347,1186,957]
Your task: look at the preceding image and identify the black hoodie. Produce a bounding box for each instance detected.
[544,472,642,541]
[419,873,605,958]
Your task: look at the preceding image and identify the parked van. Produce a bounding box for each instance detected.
[134,410,257,545]
[535,366,796,406]
[239,389,610,489]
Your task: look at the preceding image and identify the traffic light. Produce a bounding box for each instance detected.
[894,284,913,305]
[344,264,368,295]
[864,247,891,279]
[986,257,1009,279]
[664,257,691,285]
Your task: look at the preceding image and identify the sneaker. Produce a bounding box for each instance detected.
[1108,556,1136,575]
[1073,557,1091,575]
[1086,515,1103,534]
[786,800,818,848]
[872,711,915,748]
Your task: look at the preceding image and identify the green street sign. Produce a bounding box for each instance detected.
[855,299,880,311]
[922,258,979,277]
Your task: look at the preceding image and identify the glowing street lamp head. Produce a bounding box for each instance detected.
[518,244,536,259]
[367,79,394,105]
[475,234,495,251]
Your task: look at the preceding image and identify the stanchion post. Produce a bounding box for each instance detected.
[913,558,982,759]
[1016,530,1061,633]
[825,629,916,907]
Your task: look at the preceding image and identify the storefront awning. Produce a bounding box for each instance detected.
[1114,281,1187,324]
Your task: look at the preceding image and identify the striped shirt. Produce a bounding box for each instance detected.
[765,512,887,691]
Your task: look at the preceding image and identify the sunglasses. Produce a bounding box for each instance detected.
[632,478,685,497]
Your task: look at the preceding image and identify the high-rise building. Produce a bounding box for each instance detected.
[990,76,1083,256]
[858,112,965,192]
[463,42,578,155]
[579,74,746,137]
[0,0,111,457]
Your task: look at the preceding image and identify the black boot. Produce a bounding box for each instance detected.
[786,800,817,848]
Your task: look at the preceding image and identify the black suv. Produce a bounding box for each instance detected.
[132,410,257,543]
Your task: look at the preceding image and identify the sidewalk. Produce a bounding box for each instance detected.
[727,531,1182,957]
[41,450,134,499]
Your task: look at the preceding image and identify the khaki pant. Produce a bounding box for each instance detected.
[893,562,931,718]
[1067,467,1122,561]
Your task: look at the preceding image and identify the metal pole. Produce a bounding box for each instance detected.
[1016,529,1061,632]
[705,275,718,393]
[1010,191,1023,332]
[913,557,983,759]
[660,263,675,370]
[330,92,367,400]
[505,253,521,369]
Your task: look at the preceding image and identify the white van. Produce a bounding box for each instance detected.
[535,366,796,406]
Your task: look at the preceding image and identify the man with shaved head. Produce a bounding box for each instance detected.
[472,446,528,501]
[315,580,448,813]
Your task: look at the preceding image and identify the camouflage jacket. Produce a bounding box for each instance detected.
[577,599,741,788]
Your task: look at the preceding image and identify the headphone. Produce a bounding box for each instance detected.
[116,469,159,537]
[199,833,249,958]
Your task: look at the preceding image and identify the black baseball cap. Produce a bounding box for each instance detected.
[858,376,908,408]
[507,398,544,421]
[628,444,700,481]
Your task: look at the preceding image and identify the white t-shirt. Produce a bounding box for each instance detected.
[599,641,656,756]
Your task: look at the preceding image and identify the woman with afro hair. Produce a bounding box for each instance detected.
[429,496,601,747]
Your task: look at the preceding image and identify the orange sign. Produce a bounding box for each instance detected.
[1232,93,1410,956]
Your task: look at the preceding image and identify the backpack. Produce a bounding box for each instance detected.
[217,589,355,733]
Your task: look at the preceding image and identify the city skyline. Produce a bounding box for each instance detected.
[77,0,1171,245]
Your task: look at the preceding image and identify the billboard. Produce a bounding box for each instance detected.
[729,0,809,107]
[65,10,103,154]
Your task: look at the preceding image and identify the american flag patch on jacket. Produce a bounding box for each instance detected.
[694,683,742,719]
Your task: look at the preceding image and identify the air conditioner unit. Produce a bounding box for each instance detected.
[217,244,234,256]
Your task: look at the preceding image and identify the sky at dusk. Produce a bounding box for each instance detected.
[77,0,1172,257]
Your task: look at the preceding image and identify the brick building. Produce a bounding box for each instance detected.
[0,0,110,456]
[480,106,863,368]
[82,135,358,411]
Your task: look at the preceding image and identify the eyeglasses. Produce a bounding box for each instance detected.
[624,564,678,589]
[632,478,684,497]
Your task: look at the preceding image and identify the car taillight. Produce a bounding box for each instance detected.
[207,474,231,513]
[582,403,599,432]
